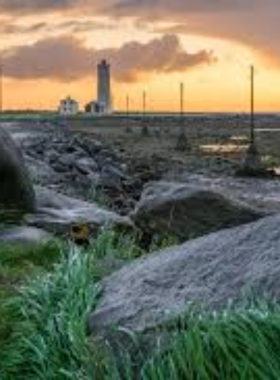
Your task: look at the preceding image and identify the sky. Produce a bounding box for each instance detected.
[0,0,280,112]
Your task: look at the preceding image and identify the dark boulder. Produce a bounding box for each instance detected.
[0,126,35,215]
[131,181,262,243]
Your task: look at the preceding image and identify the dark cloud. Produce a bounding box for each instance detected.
[52,19,116,34]
[0,0,81,13]
[98,35,215,82]
[0,0,263,16]
[0,19,115,36]
[2,36,92,80]
[0,22,47,35]
[103,0,254,17]
[155,9,280,65]
[0,0,277,68]
[1,35,215,82]
[99,0,280,66]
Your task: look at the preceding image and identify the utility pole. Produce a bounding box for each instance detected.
[0,59,3,114]
[141,90,148,135]
[238,64,263,175]
[180,82,184,126]
[143,90,146,118]
[126,94,130,117]
[250,65,255,145]
[176,81,189,151]
[126,94,130,132]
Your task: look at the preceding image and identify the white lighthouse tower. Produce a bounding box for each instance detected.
[84,59,113,115]
[97,59,112,114]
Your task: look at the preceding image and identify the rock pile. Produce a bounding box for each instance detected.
[21,132,161,214]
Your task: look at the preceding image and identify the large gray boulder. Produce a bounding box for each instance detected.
[169,173,280,215]
[0,126,35,213]
[89,213,280,333]
[25,186,133,234]
[131,181,261,241]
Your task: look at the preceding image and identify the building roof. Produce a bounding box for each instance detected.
[60,96,78,104]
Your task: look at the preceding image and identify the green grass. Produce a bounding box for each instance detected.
[262,154,279,167]
[82,301,280,380]
[2,232,280,379]
[0,245,101,380]
[89,230,144,261]
[86,186,112,209]
[0,241,62,348]
[140,302,280,380]
[87,230,179,281]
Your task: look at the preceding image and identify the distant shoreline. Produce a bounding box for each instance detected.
[0,111,280,119]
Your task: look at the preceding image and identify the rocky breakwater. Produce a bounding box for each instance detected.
[21,131,162,215]
[0,127,134,245]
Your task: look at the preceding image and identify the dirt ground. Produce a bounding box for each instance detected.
[69,116,280,177]
[3,114,280,178]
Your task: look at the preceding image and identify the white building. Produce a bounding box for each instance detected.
[85,101,106,115]
[58,96,79,115]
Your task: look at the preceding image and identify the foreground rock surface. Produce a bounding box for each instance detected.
[131,181,261,241]
[0,226,53,246]
[90,213,280,333]
[25,186,133,234]
[0,126,35,213]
